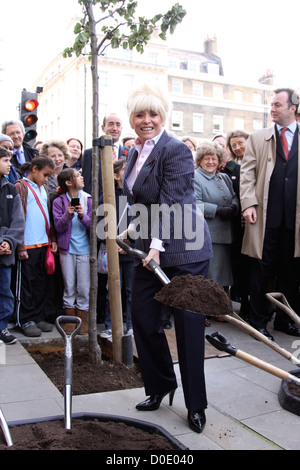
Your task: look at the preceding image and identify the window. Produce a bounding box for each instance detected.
[99,103,108,119]
[99,72,108,89]
[148,53,158,65]
[253,119,263,130]
[234,90,243,102]
[207,63,219,75]
[234,118,245,130]
[172,80,183,94]
[169,58,178,69]
[213,86,223,100]
[123,74,134,91]
[123,49,133,62]
[172,111,183,130]
[193,113,204,133]
[187,60,198,72]
[253,92,262,104]
[213,115,223,134]
[193,83,203,96]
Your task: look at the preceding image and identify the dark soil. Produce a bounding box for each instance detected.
[1,418,180,450]
[0,348,184,450]
[30,349,144,395]
[155,274,233,317]
[288,382,300,397]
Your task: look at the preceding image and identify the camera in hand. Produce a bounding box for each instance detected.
[71,197,80,207]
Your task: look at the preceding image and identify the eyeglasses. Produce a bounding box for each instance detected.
[202,156,219,162]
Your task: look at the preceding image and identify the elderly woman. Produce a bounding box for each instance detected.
[181,136,198,166]
[227,129,249,163]
[194,141,239,292]
[223,130,250,313]
[40,140,71,198]
[120,84,213,434]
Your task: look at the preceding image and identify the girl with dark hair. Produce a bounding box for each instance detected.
[14,156,57,337]
[52,168,92,334]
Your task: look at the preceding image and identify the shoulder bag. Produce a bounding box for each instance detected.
[24,181,55,275]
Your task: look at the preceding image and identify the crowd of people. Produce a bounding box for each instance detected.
[1,85,300,435]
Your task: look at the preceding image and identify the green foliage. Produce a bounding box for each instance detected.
[63,0,186,58]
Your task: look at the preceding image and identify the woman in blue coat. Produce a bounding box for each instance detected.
[194,141,239,290]
[120,84,213,434]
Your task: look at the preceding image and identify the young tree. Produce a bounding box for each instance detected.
[63,0,186,363]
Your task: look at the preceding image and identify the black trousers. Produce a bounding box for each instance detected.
[17,246,48,326]
[249,225,300,329]
[132,260,209,412]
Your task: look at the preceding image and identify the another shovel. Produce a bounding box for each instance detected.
[266,292,300,328]
[206,331,300,387]
[55,315,82,431]
[116,237,300,367]
[0,408,13,447]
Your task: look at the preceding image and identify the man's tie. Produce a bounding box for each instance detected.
[15,149,24,165]
[112,145,117,161]
[280,127,289,160]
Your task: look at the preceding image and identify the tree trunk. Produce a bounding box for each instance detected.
[86,2,102,363]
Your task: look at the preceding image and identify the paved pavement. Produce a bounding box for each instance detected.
[1,304,300,451]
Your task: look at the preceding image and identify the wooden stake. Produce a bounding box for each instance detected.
[100,134,123,363]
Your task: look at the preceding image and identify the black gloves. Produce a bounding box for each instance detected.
[216,204,237,220]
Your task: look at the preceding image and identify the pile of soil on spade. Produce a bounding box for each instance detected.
[0,419,179,450]
[155,274,233,317]
[30,349,143,395]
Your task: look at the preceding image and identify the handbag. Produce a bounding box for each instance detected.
[25,181,55,275]
[44,244,56,275]
[97,242,108,274]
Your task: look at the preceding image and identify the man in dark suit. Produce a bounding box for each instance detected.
[240,88,300,340]
[81,113,128,195]
[1,120,39,169]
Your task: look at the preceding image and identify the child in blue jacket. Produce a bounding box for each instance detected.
[0,148,25,344]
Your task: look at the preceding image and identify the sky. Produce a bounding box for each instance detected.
[0,0,299,123]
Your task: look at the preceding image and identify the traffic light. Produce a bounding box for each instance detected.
[20,89,39,144]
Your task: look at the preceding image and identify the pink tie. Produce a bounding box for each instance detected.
[112,145,117,161]
[280,127,289,160]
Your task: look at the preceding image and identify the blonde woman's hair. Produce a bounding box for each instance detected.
[127,84,170,127]
[40,140,71,160]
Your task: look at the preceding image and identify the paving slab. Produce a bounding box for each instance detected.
[1,316,299,450]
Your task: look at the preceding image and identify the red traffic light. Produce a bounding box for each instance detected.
[25,99,39,112]
[20,90,40,143]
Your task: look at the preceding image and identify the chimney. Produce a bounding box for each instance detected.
[204,36,217,55]
[259,70,274,85]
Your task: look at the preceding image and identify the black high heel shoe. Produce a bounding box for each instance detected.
[136,389,176,411]
[187,409,206,433]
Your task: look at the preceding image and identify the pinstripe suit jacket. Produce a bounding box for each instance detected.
[123,130,212,268]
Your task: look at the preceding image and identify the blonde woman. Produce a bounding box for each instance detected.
[40,140,71,198]
[120,84,213,434]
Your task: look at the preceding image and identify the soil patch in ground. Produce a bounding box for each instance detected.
[0,348,183,450]
[1,418,180,450]
[155,274,233,317]
[30,349,143,395]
